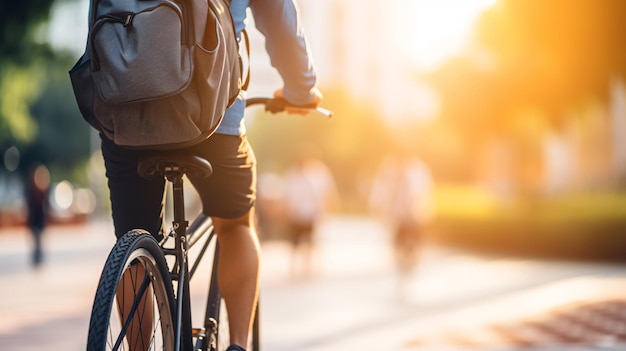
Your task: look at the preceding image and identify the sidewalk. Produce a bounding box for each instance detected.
[0,220,114,346]
[259,217,626,351]
[251,217,626,351]
[1,216,626,351]
[344,276,626,351]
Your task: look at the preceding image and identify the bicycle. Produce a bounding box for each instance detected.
[86,97,332,351]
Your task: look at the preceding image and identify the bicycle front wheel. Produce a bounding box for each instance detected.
[87,230,176,351]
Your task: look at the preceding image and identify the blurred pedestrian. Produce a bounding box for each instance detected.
[255,171,286,241]
[369,150,435,299]
[283,149,337,277]
[25,164,51,268]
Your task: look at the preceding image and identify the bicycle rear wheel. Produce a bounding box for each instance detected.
[87,230,176,351]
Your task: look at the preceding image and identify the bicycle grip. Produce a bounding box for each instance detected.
[266,97,318,113]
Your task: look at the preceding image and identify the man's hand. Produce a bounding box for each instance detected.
[273,87,322,115]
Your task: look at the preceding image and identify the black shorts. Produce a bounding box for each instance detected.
[101,133,256,238]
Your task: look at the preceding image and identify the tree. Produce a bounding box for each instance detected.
[0,0,57,61]
[475,0,626,110]
[23,55,92,182]
[1,0,58,146]
[428,0,626,133]
[1,0,91,184]
[420,0,626,190]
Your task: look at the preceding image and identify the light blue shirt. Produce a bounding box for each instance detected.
[216,0,318,135]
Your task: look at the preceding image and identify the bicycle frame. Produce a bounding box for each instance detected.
[88,97,331,351]
[158,168,221,351]
[128,97,326,351]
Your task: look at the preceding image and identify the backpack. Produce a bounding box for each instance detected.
[69,0,242,149]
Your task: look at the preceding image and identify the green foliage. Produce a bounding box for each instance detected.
[23,55,92,181]
[433,187,626,260]
[436,185,626,223]
[0,0,57,64]
[0,64,42,145]
[1,0,57,147]
[0,0,91,184]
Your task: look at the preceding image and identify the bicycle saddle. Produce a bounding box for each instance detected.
[137,152,213,180]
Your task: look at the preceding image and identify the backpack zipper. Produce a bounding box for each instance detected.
[89,3,185,72]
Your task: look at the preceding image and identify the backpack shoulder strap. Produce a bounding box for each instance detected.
[241,28,251,91]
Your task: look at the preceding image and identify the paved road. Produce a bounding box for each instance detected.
[1,216,626,351]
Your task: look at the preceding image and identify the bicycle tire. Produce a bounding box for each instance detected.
[87,230,176,351]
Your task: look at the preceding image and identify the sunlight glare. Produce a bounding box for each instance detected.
[47,0,89,54]
[53,181,74,211]
[399,0,496,71]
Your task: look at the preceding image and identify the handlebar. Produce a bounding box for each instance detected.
[245,97,333,118]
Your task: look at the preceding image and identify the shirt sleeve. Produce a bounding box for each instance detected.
[249,0,318,104]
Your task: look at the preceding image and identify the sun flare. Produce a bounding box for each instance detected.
[397,0,496,71]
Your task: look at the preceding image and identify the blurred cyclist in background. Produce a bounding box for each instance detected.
[283,147,337,277]
[369,148,435,300]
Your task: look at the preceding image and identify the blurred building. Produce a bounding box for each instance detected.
[246,0,438,122]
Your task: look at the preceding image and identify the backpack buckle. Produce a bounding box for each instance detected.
[123,13,134,27]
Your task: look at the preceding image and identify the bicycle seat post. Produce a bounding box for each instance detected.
[136,152,212,246]
[164,166,195,351]
[165,168,189,239]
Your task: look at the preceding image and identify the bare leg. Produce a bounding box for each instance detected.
[31,228,43,267]
[213,209,260,348]
[300,240,313,278]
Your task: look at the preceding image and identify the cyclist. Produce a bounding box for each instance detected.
[283,148,338,277]
[369,148,435,300]
[99,0,322,350]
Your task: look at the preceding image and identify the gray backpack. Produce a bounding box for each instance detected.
[70,0,242,149]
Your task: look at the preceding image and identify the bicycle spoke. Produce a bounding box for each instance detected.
[114,274,151,350]
[88,232,175,351]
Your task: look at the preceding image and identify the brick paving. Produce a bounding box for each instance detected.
[404,298,626,351]
[493,299,626,350]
